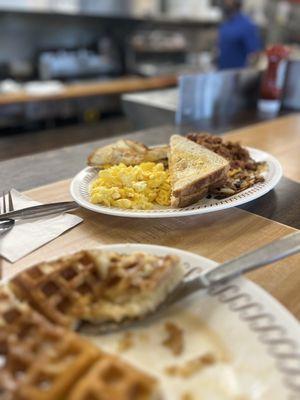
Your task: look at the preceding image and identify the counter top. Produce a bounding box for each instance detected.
[0,114,299,229]
[1,114,300,321]
[122,87,294,132]
[0,75,177,105]
[123,88,178,111]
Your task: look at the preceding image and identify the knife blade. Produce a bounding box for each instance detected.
[0,201,79,220]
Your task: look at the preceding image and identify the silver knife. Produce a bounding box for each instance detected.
[0,201,79,220]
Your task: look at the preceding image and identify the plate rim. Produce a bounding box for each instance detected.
[70,146,283,218]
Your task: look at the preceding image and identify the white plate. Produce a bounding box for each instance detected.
[70,147,282,218]
[86,243,300,400]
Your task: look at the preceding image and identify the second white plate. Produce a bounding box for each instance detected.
[70,147,282,218]
[86,243,300,400]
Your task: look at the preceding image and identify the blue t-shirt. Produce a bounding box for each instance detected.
[219,12,262,70]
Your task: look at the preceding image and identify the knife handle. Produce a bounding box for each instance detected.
[1,202,79,220]
[201,231,300,287]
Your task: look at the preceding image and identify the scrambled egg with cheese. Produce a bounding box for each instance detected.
[90,162,171,210]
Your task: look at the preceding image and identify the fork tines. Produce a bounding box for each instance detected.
[1,191,14,215]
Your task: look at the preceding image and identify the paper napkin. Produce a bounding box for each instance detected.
[0,189,82,263]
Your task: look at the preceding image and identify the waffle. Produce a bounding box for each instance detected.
[67,353,160,400]
[9,251,97,329]
[10,250,184,327]
[0,285,162,400]
[15,331,99,400]
[0,286,99,400]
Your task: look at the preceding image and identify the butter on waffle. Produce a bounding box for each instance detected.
[0,286,99,400]
[10,250,184,328]
[67,353,160,400]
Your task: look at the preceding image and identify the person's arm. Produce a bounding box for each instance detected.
[247,51,264,68]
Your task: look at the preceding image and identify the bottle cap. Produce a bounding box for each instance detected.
[258,99,281,115]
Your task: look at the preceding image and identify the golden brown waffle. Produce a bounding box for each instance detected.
[4,250,183,399]
[9,251,98,328]
[0,286,99,400]
[0,285,55,398]
[67,353,159,400]
[10,250,183,327]
[0,285,161,400]
[15,331,99,400]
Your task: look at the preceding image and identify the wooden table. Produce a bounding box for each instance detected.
[1,115,300,320]
[0,75,177,105]
[226,115,300,183]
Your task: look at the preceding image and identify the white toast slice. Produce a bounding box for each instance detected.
[169,135,230,207]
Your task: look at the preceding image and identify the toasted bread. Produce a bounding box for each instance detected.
[170,188,209,208]
[88,139,168,168]
[169,135,229,207]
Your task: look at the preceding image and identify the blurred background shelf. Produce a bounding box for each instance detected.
[1,0,300,156]
[0,0,221,23]
[0,75,178,105]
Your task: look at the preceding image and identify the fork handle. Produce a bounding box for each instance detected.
[201,232,300,287]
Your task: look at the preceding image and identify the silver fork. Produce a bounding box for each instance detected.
[0,191,15,233]
[80,231,300,335]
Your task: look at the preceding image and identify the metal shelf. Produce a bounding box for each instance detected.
[0,7,220,25]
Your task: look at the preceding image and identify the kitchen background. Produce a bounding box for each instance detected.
[0,0,300,159]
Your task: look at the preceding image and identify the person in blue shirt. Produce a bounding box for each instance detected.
[218,0,262,70]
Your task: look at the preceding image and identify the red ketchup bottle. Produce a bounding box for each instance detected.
[258,45,290,115]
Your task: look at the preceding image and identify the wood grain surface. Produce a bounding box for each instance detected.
[0,75,177,105]
[223,114,300,183]
[1,115,300,319]
[1,179,299,319]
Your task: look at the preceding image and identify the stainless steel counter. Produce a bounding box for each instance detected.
[122,87,292,134]
[122,89,178,130]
